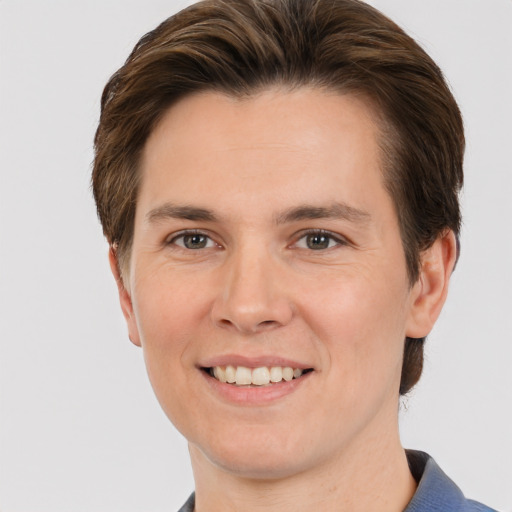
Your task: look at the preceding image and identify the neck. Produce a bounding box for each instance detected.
[189,418,416,512]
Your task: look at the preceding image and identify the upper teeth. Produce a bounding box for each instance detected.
[212,365,304,386]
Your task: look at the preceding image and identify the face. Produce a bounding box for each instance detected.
[120,88,424,479]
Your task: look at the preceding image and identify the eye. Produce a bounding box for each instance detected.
[169,231,216,250]
[294,230,346,250]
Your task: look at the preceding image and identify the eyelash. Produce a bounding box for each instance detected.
[166,230,219,250]
[292,229,349,251]
[166,228,349,252]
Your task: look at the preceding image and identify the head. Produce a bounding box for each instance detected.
[93,0,462,413]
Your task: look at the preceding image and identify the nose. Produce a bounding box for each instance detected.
[211,245,294,334]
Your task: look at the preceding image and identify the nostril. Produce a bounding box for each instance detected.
[258,319,278,327]
[215,317,279,333]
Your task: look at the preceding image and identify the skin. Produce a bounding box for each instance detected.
[111,88,457,512]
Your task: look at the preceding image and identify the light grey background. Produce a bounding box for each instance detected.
[0,1,510,511]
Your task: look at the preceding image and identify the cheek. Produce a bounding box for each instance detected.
[132,267,209,345]
[301,268,409,388]
[130,270,211,396]
[129,272,208,430]
[304,265,408,336]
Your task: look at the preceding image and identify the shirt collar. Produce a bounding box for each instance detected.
[405,450,468,511]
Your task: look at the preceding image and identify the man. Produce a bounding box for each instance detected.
[92,0,497,510]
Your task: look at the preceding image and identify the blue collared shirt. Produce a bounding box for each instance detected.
[405,451,496,511]
[177,451,497,511]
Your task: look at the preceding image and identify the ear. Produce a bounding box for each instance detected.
[108,247,141,347]
[405,230,458,339]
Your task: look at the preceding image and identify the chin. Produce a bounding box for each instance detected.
[207,447,313,481]
[189,423,324,481]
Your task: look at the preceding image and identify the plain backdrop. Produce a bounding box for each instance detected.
[0,1,511,511]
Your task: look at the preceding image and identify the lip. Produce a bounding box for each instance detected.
[198,353,312,370]
[200,367,314,405]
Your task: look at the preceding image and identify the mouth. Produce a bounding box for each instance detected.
[203,365,314,387]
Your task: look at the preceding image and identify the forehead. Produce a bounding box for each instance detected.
[145,87,380,152]
[139,88,385,210]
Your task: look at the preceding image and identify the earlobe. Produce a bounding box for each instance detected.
[108,247,142,347]
[405,230,458,339]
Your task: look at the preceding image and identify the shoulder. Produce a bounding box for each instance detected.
[465,499,499,512]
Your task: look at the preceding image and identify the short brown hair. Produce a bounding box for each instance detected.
[92,0,464,395]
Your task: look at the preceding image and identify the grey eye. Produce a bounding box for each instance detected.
[294,231,344,251]
[174,233,214,249]
[305,233,331,250]
[184,234,208,249]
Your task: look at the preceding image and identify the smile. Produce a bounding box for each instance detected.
[207,365,312,386]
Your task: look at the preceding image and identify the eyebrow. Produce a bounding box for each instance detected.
[145,201,371,225]
[146,203,218,223]
[274,203,371,225]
